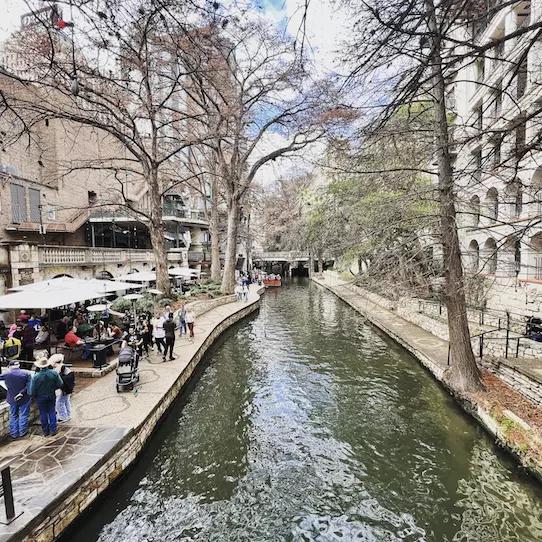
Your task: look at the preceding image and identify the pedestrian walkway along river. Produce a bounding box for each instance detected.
[67,279,542,541]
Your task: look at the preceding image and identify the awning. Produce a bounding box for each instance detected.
[168,267,200,277]
[114,271,157,282]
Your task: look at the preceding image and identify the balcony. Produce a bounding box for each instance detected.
[37,245,186,267]
[89,207,208,227]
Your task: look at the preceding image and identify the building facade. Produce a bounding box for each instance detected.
[451,0,542,315]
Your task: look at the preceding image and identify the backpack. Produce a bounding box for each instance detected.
[4,337,21,360]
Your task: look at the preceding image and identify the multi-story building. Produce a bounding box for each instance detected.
[451,0,542,315]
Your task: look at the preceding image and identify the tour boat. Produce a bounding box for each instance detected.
[264,274,282,288]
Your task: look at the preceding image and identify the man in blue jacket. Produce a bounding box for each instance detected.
[29,357,63,436]
[0,360,32,439]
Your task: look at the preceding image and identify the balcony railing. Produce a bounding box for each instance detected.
[38,245,157,267]
[90,207,208,225]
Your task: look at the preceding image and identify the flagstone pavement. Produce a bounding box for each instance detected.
[0,288,261,542]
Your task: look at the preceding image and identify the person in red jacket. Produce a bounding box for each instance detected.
[64,327,91,359]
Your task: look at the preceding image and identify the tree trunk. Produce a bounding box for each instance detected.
[317,249,323,275]
[425,0,483,393]
[147,170,172,297]
[308,251,314,279]
[210,177,221,282]
[220,200,239,294]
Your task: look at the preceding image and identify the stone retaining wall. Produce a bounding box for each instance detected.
[480,358,542,406]
[19,292,262,542]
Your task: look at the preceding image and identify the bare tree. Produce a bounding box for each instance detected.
[0,0,223,295]
[181,18,347,293]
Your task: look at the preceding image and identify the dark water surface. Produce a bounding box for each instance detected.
[72,279,542,542]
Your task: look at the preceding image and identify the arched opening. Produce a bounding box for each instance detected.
[531,232,542,279]
[96,270,113,280]
[505,181,523,219]
[53,274,73,279]
[128,269,139,275]
[531,168,542,215]
[467,240,479,272]
[483,238,497,274]
[485,187,498,222]
[504,236,521,277]
[470,195,481,227]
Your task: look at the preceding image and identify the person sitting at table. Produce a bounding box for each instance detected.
[122,327,143,357]
[28,314,42,329]
[35,325,50,346]
[19,310,30,322]
[8,319,22,338]
[64,326,91,360]
[56,317,70,341]
[93,321,112,341]
[111,325,123,340]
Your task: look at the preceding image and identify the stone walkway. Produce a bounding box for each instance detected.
[0,287,261,542]
[312,275,450,378]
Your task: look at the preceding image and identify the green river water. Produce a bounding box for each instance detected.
[70,278,542,541]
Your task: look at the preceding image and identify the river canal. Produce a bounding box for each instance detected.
[71,278,542,541]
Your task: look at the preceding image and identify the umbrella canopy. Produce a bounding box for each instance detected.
[168,267,200,277]
[114,272,157,282]
[124,293,144,301]
[87,304,110,312]
[11,277,136,293]
[146,288,163,295]
[0,286,107,309]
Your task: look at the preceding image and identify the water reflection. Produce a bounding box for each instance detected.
[69,278,542,542]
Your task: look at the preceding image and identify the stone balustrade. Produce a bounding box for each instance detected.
[38,245,183,267]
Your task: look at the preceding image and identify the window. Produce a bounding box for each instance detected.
[472,149,482,183]
[88,191,97,205]
[28,188,40,223]
[492,139,501,168]
[10,183,26,223]
[475,105,483,131]
[493,81,502,118]
[515,118,527,158]
[486,187,499,222]
[47,204,56,220]
[476,56,485,83]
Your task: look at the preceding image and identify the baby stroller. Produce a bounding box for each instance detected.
[116,346,139,392]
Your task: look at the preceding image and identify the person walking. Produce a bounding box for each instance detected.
[141,319,151,358]
[21,321,37,361]
[50,354,75,423]
[185,308,196,340]
[163,313,176,361]
[0,360,32,439]
[178,302,187,337]
[242,283,249,302]
[29,357,63,437]
[152,312,165,355]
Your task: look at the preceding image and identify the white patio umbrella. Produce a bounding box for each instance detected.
[168,267,200,277]
[114,272,157,282]
[11,277,137,294]
[87,304,110,312]
[146,288,163,295]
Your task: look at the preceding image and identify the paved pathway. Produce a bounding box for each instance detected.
[0,287,260,541]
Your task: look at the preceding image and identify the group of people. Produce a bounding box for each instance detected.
[0,353,74,438]
[120,302,196,363]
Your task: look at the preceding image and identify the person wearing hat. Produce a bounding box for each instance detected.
[0,360,32,439]
[50,354,75,422]
[29,357,63,437]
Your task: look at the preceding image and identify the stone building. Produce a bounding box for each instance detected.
[450,0,542,316]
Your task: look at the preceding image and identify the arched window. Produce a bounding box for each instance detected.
[467,240,480,272]
[531,232,542,279]
[483,238,497,274]
[504,237,521,277]
[470,195,481,227]
[485,187,498,222]
[505,181,523,219]
[531,168,542,215]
